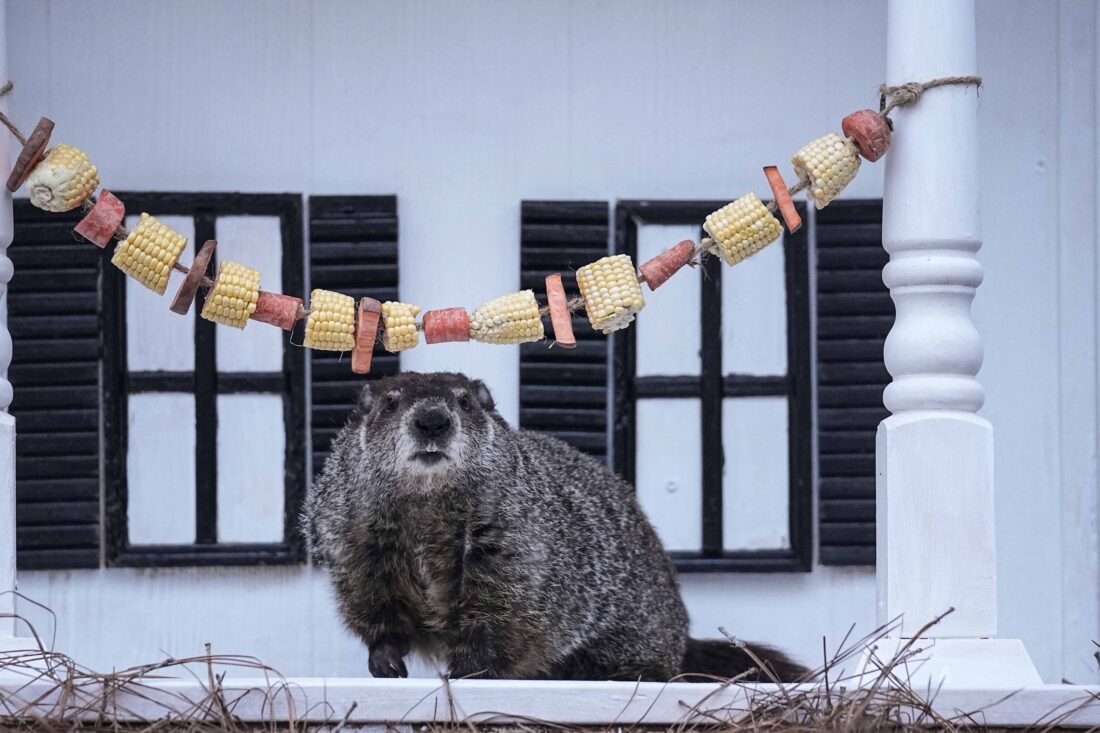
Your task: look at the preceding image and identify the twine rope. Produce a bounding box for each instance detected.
[0,75,982,337]
[879,75,982,118]
[0,81,26,146]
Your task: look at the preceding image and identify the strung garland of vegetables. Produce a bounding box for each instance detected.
[0,77,978,375]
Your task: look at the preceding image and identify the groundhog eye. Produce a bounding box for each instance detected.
[458,394,472,412]
[383,394,399,412]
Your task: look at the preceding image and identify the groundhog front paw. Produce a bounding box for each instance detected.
[368,639,409,678]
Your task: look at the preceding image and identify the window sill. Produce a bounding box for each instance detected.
[0,674,1097,727]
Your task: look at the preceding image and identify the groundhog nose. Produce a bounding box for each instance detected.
[413,406,452,439]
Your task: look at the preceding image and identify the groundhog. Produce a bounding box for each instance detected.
[302,371,806,682]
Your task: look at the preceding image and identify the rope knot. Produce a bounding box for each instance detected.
[878,75,982,118]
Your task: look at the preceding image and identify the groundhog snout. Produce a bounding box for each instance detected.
[412,405,453,441]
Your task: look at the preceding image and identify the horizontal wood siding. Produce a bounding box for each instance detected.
[519,201,610,462]
[309,196,399,474]
[815,200,889,566]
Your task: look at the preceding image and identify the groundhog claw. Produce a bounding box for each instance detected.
[368,641,408,678]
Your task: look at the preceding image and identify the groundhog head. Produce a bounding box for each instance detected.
[352,371,507,489]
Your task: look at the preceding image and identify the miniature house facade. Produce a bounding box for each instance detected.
[0,0,1097,689]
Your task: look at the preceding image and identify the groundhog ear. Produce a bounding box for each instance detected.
[357,384,375,414]
[471,379,495,411]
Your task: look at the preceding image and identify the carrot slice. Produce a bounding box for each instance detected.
[249,290,304,330]
[6,117,53,193]
[74,189,125,247]
[170,239,217,315]
[423,307,470,344]
[352,298,383,374]
[842,109,892,162]
[640,239,694,291]
[763,165,802,234]
[545,274,576,349]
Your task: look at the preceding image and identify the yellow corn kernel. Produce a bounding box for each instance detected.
[25,144,100,212]
[303,289,356,351]
[703,192,783,266]
[381,301,421,352]
[575,254,645,335]
[468,290,544,344]
[791,132,861,209]
[200,260,261,329]
[110,213,188,294]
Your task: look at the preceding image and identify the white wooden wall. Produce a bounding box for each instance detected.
[3,0,1097,683]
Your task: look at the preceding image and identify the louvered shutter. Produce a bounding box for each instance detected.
[10,201,101,569]
[308,196,399,474]
[815,200,890,566]
[518,201,610,463]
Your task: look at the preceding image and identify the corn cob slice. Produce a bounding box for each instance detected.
[791,132,861,209]
[110,212,188,294]
[575,254,645,334]
[25,144,99,212]
[304,289,356,351]
[702,193,783,266]
[468,290,544,344]
[381,301,421,352]
[200,259,261,329]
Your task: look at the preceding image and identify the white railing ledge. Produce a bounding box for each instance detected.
[0,677,1098,728]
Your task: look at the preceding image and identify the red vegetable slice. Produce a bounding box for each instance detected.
[640,239,695,291]
[423,307,470,345]
[545,274,576,348]
[74,189,125,247]
[351,297,383,374]
[170,239,217,315]
[763,166,802,234]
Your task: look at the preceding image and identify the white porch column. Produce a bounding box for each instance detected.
[0,0,18,647]
[875,0,1040,684]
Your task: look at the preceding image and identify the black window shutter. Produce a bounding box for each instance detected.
[10,202,101,569]
[815,200,891,566]
[308,196,399,473]
[518,201,610,463]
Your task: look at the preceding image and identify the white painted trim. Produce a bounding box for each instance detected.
[880,0,999,640]
[1058,0,1100,685]
[0,676,1095,727]
[0,0,16,643]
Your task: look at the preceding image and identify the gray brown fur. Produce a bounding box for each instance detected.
[302,372,805,682]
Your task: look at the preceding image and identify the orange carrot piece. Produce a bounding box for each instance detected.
[352,298,383,374]
[74,189,125,248]
[249,290,304,330]
[423,307,470,344]
[842,109,892,162]
[545,274,576,349]
[640,239,694,291]
[6,117,53,192]
[170,239,217,315]
[763,166,802,234]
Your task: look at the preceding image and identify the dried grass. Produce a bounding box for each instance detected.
[0,599,1096,732]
